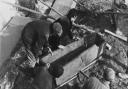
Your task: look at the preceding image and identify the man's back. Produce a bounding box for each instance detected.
[82,77,109,89]
[33,66,56,89]
[21,20,52,57]
[22,20,52,39]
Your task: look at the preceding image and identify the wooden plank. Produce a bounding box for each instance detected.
[56,45,99,85]
[105,29,127,42]
[41,38,85,63]
[56,56,98,89]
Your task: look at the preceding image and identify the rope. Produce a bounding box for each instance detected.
[38,0,63,16]
[73,0,85,8]
[0,16,14,32]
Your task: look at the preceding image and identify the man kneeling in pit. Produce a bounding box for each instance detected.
[81,68,115,89]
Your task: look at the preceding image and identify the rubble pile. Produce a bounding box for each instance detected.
[76,0,128,89]
[77,0,112,12]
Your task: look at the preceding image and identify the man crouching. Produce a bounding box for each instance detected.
[22,19,63,60]
[81,68,115,89]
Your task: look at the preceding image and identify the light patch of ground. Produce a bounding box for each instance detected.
[0,0,17,31]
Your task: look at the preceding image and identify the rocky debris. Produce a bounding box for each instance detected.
[86,60,128,89]
[75,0,128,89]
[117,14,128,37]
[103,35,128,73]
[77,0,112,12]
[95,36,128,88]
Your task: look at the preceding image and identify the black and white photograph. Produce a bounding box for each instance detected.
[0,0,128,89]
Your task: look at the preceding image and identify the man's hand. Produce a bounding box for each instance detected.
[47,47,53,56]
[71,16,77,23]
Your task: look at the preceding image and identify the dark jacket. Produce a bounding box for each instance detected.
[48,34,61,51]
[33,66,57,89]
[22,20,53,57]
